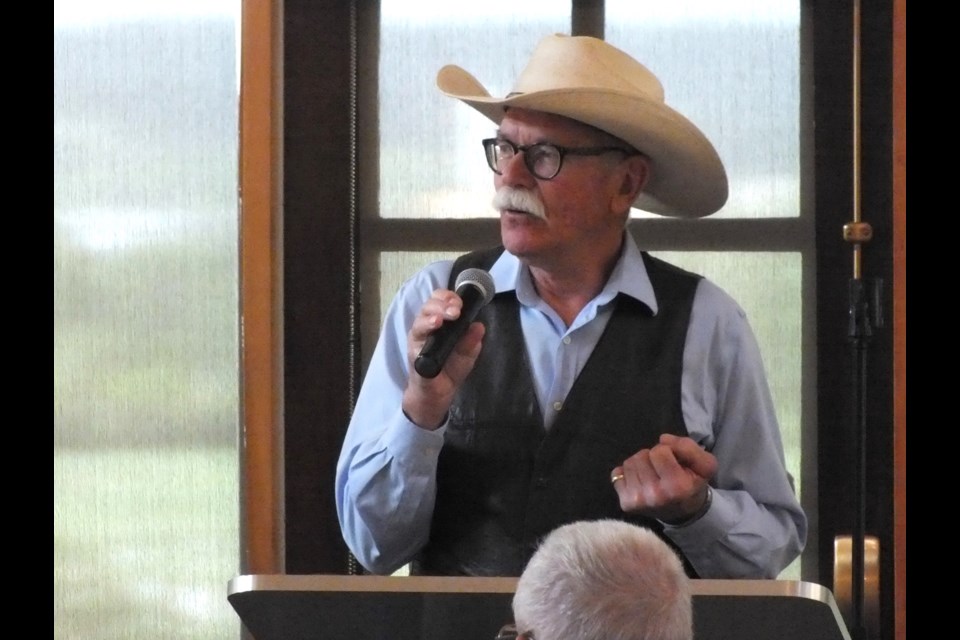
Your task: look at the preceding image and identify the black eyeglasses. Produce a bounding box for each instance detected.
[482,137,636,181]
[495,623,535,640]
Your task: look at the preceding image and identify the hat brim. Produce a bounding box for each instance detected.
[437,65,728,218]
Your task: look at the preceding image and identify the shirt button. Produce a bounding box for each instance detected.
[553,401,563,412]
[562,336,572,345]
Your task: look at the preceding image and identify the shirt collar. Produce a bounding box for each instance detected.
[487,232,659,315]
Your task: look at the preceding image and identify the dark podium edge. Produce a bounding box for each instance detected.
[227,574,853,640]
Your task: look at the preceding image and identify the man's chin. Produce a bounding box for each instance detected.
[501,225,544,257]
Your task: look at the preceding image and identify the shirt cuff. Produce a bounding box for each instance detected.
[658,486,713,529]
[385,409,446,471]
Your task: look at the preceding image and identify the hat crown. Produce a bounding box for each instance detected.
[510,34,665,104]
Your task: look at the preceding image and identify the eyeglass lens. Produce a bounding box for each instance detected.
[484,140,562,180]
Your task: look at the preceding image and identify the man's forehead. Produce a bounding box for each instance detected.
[498,107,621,144]
[500,107,587,131]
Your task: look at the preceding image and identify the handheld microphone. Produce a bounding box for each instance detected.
[414,268,495,379]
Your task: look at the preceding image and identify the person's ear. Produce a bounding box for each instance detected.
[610,153,649,214]
[620,153,650,201]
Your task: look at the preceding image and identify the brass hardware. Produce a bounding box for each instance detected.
[843,221,873,243]
[833,534,880,638]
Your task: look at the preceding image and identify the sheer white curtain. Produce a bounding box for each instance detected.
[53,2,240,637]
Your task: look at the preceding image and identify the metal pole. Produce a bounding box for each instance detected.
[840,1,879,637]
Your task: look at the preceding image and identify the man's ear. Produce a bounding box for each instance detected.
[610,153,650,214]
[620,153,650,200]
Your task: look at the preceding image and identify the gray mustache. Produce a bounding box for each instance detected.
[491,187,546,219]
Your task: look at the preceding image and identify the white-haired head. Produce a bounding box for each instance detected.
[512,520,693,640]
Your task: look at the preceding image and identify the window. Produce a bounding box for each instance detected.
[53,2,240,637]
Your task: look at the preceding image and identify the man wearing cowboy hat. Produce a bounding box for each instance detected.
[336,34,806,579]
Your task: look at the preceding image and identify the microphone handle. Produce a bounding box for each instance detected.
[413,284,486,378]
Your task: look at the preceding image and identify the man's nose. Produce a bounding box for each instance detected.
[498,151,537,187]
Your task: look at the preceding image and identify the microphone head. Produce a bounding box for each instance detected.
[455,268,495,306]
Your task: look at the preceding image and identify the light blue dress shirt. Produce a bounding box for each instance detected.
[336,233,807,578]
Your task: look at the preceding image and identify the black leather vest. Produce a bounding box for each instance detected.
[411,247,701,577]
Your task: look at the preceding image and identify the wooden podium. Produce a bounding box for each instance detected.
[228,574,851,640]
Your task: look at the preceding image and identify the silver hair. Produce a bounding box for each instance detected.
[512,520,693,640]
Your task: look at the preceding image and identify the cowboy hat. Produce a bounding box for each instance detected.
[436,34,728,218]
